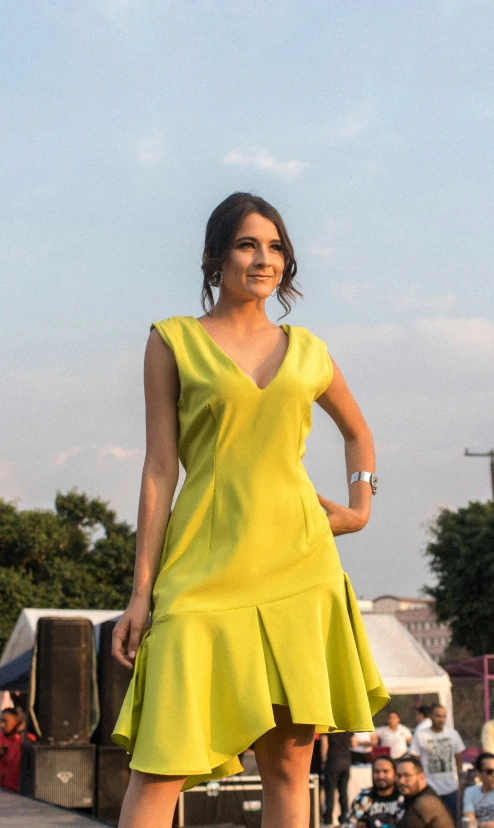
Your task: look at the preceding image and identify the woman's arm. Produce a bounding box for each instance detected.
[315,359,375,536]
[112,329,180,669]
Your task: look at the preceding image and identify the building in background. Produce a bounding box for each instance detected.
[371,596,452,663]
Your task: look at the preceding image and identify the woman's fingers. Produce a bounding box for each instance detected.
[127,624,142,662]
[111,617,134,670]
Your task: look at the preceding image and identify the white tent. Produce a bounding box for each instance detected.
[0,608,123,666]
[362,613,454,725]
[0,607,453,724]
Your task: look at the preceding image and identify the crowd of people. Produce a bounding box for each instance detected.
[2,698,494,827]
[319,704,494,827]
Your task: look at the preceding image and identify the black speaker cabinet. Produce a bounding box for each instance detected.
[20,742,96,808]
[35,617,93,743]
[95,619,133,745]
[177,774,320,828]
[95,745,131,825]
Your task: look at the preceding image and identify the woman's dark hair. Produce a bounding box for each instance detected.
[201,192,302,319]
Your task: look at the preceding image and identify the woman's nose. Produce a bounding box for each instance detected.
[254,245,271,265]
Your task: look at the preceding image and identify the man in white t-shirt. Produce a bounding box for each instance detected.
[410,703,465,823]
[463,751,494,828]
[414,705,432,734]
[373,711,412,759]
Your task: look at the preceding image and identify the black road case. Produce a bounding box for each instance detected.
[176,773,320,827]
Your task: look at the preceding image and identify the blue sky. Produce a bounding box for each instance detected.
[2,0,493,596]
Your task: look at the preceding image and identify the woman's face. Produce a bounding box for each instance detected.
[220,212,285,302]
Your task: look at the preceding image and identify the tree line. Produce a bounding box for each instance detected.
[0,490,493,658]
[0,489,136,654]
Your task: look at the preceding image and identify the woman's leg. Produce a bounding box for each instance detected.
[254,704,316,828]
[118,769,186,828]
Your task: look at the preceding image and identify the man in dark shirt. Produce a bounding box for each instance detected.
[323,731,355,825]
[346,756,404,826]
[396,755,454,827]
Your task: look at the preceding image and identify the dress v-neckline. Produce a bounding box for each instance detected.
[189,316,292,392]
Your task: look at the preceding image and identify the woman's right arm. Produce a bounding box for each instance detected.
[112,328,180,669]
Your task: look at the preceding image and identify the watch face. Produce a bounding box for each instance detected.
[370,473,378,494]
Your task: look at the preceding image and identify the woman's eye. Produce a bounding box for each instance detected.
[238,242,254,248]
[272,244,283,253]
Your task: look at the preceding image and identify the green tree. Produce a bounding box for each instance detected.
[0,490,137,654]
[424,500,494,656]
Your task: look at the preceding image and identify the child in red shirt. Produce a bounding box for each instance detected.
[0,707,35,793]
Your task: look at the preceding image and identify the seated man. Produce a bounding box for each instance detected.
[463,751,494,828]
[345,756,404,826]
[396,755,454,827]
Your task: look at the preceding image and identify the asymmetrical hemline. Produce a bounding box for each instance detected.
[112,316,390,791]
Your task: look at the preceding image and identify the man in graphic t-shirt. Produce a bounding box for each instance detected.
[410,703,465,823]
[463,752,494,828]
[345,756,404,827]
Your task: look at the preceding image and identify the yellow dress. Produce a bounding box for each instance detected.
[112,315,389,791]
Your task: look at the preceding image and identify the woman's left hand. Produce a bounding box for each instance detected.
[316,494,368,536]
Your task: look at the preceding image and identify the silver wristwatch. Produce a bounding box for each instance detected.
[350,471,378,495]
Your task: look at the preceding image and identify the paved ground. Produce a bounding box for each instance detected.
[0,789,104,826]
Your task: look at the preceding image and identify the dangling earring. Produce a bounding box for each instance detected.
[209,270,223,287]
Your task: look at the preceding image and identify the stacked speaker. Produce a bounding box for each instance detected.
[94,619,133,825]
[21,617,97,809]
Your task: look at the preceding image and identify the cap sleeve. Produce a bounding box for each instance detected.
[150,318,178,353]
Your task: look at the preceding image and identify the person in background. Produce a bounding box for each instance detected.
[322,731,356,825]
[482,720,494,755]
[351,731,374,764]
[414,707,431,734]
[0,707,35,792]
[463,751,494,827]
[396,755,454,828]
[373,712,413,759]
[409,703,465,823]
[345,756,404,827]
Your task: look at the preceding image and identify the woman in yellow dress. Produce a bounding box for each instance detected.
[111,192,389,828]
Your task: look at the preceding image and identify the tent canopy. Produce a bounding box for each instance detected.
[0,608,453,722]
[0,608,123,668]
[362,613,453,724]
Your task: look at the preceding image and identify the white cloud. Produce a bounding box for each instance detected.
[0,459,24,501]
[365,160,384,173]
[54,445,82,467]
[331,102,375,143]
[333,281,362,303]
[398,291,455,313]
[415,317,494,358]
[222,149,306,179]
[136,133,166,165]
[310,246,336,258]
[97,444,141,464]
[327,219,347,234]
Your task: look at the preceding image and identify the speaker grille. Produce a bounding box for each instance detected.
[21,743,96,808]
[35,617,93,743]
[96,620,133,745]
[95,745,131,825]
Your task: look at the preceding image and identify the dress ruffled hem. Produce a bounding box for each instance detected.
[112,572,389,792]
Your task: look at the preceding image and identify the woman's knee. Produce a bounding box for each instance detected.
[128,769,186,796]
[257,750,311,787]
[254,713,315,786]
